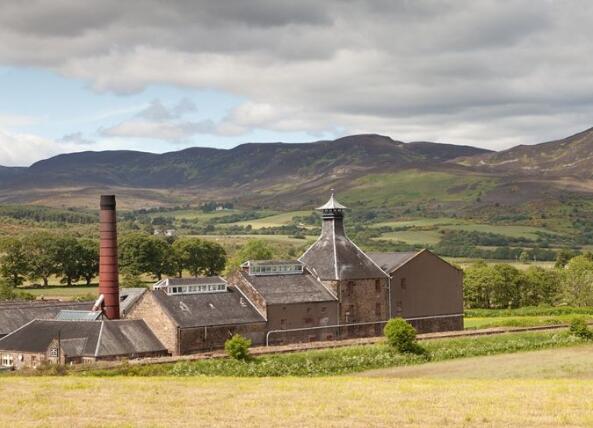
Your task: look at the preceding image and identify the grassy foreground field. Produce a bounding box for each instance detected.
[3,369,593,426]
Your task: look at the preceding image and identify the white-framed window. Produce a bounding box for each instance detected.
[1,353,14,367]
[166,283,227,295]
[250,263,304,276]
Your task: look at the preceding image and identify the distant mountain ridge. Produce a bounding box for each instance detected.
[456,127,593,177]
[0,134,491,190]
[1,129,593,211]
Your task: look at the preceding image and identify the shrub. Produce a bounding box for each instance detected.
[383,318,423,354]
[569,318,593,340]
[224,334,252,361]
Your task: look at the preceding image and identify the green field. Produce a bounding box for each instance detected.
[19,285,98,300]
[341,170,498,206]
[229,210,312,229]
[377,230,442,245]
[154,208,244,220]
[464,315,593,329]
[373,217,469,228]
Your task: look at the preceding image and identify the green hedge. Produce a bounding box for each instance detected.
[77,330,584,378]
[465,306,593,318]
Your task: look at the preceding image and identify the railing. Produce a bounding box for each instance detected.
[265,313,464,346]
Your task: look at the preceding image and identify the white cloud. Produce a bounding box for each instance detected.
[1,1,593,149]
[0,129,80,166]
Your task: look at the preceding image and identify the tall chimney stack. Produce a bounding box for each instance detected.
[99,195,120,319]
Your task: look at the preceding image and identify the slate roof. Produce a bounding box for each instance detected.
[0,319,167,358]
[367,251,420,274]
[299,203,387,280]
[0,301,92,337]
[152,287,265,328]
[238,270,336,304]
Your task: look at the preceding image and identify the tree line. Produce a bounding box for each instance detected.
[464,254,593,308]
[0,232,234,288]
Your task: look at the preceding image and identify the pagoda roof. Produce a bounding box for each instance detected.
[316,193,348,210]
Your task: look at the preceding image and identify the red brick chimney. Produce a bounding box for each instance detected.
[99,195,120,319]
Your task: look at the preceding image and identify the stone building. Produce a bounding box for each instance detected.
[299,194,391,338]
[0,289,147,340]
[127,277,266,355]
[230,260,338,344]
[369,250,464,332]
[0,319,167,370]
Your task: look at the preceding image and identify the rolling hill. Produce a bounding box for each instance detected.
[0,129,592,220]
[0,135,491,208]
[456,127,593,178]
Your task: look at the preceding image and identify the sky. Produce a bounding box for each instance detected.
[1,0,593,166]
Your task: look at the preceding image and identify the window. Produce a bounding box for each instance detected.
[250,263,304,276]
[280,319,287,330]
[375,303,382,317]
[321,306,327,313]
[400,278,407,290]
[375,280,382,293]
[166,283,226,295]
[1,353,13,367]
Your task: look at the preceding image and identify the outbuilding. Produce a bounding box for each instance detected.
[0,319,168,370]
[368,249,464,332]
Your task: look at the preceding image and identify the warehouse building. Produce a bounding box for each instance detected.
[0,319,167,369]
[369,250,464,332]
[230,260,338,344]
[127,277,266,355]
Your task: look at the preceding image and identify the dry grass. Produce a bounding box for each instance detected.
[2,375,593,427]
[360,344,593,380]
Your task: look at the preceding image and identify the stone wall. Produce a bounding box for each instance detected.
[127,291,179,354]
[179,322,266,354]
[265,301,338,345]
[321,278,390,339]
[228,271,268,317]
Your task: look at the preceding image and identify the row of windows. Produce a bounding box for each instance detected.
[167,284,227,295]
[250,264,303,275]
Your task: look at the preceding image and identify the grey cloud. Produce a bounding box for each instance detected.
[58,132,94,145]
[1,1,593,149]
[101,98,214,141]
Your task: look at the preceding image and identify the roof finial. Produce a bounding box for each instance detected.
[317,189,347,211]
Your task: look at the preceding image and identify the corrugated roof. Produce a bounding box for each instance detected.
[239,270,336,304]
[367,252,420,273]
[55,310,103,321]
[152,287,265,328]
[0,301,93,337]
[0,319,167,357]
